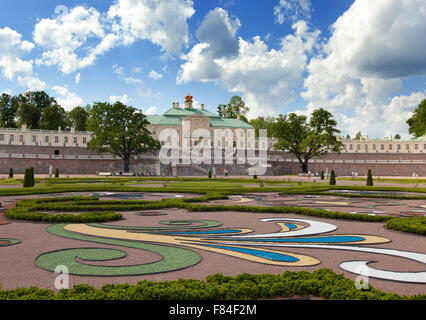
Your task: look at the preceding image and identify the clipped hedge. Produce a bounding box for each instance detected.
[385,217,426,236]
[0,269,424,300]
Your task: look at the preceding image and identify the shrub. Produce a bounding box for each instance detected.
[253,174,257,180]
[29,167,35,187]
[8,168,13,179]
[320,171,324,180]
[208,170,212,179]
[23,169,32,188]
[329,170,336,185]
[55,168,59,178]
[366,169,373,186]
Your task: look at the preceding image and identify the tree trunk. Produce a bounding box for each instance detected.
[301,161,308,173]
[123,158,130,173]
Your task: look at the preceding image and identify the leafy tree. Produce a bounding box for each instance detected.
[354,132,362,140]
[272,108,343,173]
[249,116,275,137]
[217,96,249,122]
[407,99,426,138]
[68,105,90,131]
[366,169,373,186]
[0,93,19,128]
[329,170,336,185]
[40,104,69,130]
[394,134,401,140]
[87,101,161,173]
[16,91,56,129]
[345,134,351,140]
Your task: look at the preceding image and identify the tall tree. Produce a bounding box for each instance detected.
[217,96,249,122]
[272,108,343,173]
[68,105,90,131]
[354,131,362,140]
[16,91,56,129]
[394,134,401,140]
[0,93,18,128]
[407,99,426,138]
[249,116,275,137]
[40,104,69,130]
[86,101,161,173]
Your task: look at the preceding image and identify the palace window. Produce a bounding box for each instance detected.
[64,137,68,144]
[357,144,360,150]
[389,144,393,150]
[0,134,4,141]
[74,137,77,144]
[10,134,14,142]
[83,137,87,144]
[381,144,384,150]
[45,136,49,143]
[19,135,24,142]
[32,136,36,142]
[349,144,353,150]
[397,144,401,150]
[415,144,418,150]
[406,144,409,150]
[372,144,376,150]
[365,144,368,150]
[55,136,59,143]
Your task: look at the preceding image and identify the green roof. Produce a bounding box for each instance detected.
[146,107,253,129]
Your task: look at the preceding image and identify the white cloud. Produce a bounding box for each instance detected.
[107,0,195,54]
[113,64,160,98]
[145,106,157,115]
[273,0,312,25]
[0,27,46,90]
[109,94,131,104]
[33,6,110,74]
[149,70,163,81]
[178,17,320,118]
[301,0,426,137]
[75,72,81,85]
[52,85,83,111]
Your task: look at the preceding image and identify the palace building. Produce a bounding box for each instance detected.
[0,94,424,176]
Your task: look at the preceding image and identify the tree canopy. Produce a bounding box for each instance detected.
[217,96,249,122]
[407,99,426,138]
[86,101,161,172]
[271,108,343,173]
[68,105,90,131]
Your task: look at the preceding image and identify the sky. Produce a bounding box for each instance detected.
[0,0,425,138]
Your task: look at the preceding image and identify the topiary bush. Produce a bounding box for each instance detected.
[320,170,324,180]
[55,168,59,178]
[366,169,373,186]
[8,168,13,179]
[329,170,336,185]
[23,169,32,188]
[29,167,35,187]
[208,170,212,179]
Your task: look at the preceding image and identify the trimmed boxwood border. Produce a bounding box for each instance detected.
[0,269,425,300]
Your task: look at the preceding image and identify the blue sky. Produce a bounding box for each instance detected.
[0,0,425,138]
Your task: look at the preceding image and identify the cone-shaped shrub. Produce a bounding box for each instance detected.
[55,168,59,178]
[320,171,325,180]
[208,170,212,178]
[253,174,257,180]
[329,170,336,185]
[29,167,35,186]
[23,169,32,188]
[366,169,373,186]
[8,168,13,179]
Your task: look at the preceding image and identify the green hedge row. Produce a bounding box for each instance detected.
[385,217,426,236]
[5,207,122,223]
[0,269,424,300]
